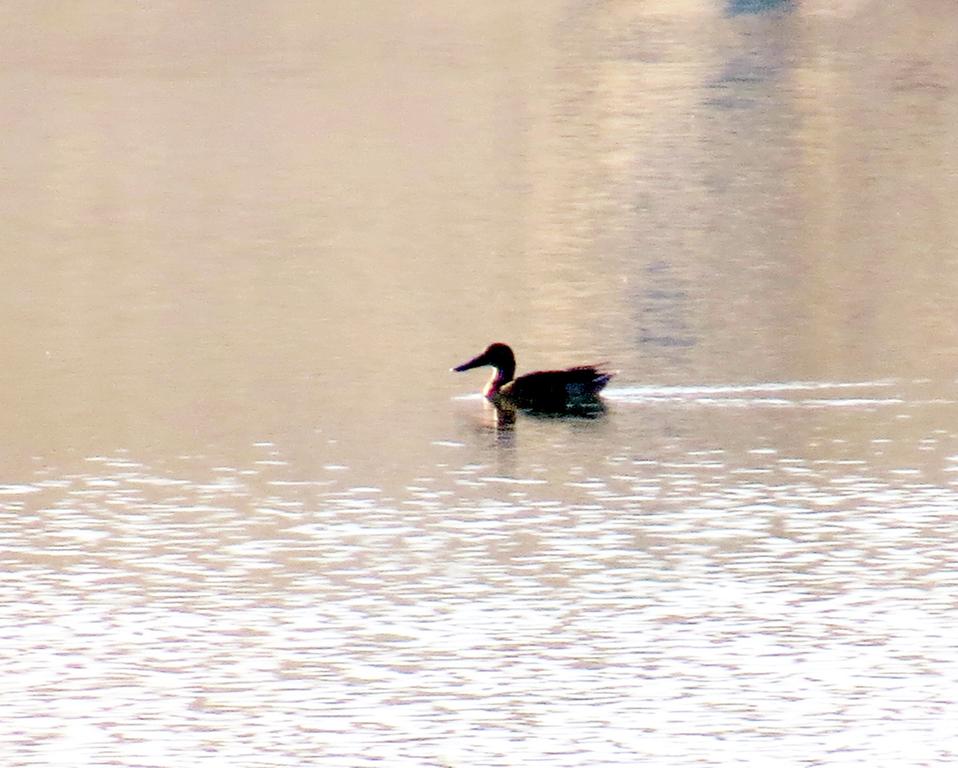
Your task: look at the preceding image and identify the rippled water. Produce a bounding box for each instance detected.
[4,380,958,766]
[3,2,958,766]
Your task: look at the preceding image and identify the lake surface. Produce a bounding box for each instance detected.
[2,2,958,766]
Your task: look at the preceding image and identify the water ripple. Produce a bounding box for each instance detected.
[1,433,957,767]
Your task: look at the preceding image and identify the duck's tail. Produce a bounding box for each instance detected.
[591,370,614,394]
[564,365,614,395]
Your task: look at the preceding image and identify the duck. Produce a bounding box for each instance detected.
[452,342,613,411]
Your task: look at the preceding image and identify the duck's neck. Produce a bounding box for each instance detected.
[483,363,515,398]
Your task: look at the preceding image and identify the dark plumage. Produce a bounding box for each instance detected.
[452,342,613,411]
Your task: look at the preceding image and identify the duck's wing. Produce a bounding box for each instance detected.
[502,366,614,408]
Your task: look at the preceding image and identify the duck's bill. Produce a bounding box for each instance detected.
[452,352,487,372]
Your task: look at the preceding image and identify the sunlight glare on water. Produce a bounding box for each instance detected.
[5,382,958,766]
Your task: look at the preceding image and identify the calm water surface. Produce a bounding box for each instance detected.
[2,3,958,767]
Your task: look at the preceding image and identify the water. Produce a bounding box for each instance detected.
[2,3,958,766]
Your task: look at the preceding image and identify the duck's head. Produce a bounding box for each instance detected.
[452,342,516,374]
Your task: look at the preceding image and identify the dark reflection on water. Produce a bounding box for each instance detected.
[3,1,958,766]
[726,0,791,17]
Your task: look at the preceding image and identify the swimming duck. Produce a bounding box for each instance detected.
[452,342,613,411]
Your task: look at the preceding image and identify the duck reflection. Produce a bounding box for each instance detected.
[470,395,608,438]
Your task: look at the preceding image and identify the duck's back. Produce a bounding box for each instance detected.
[500,366,612,409]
